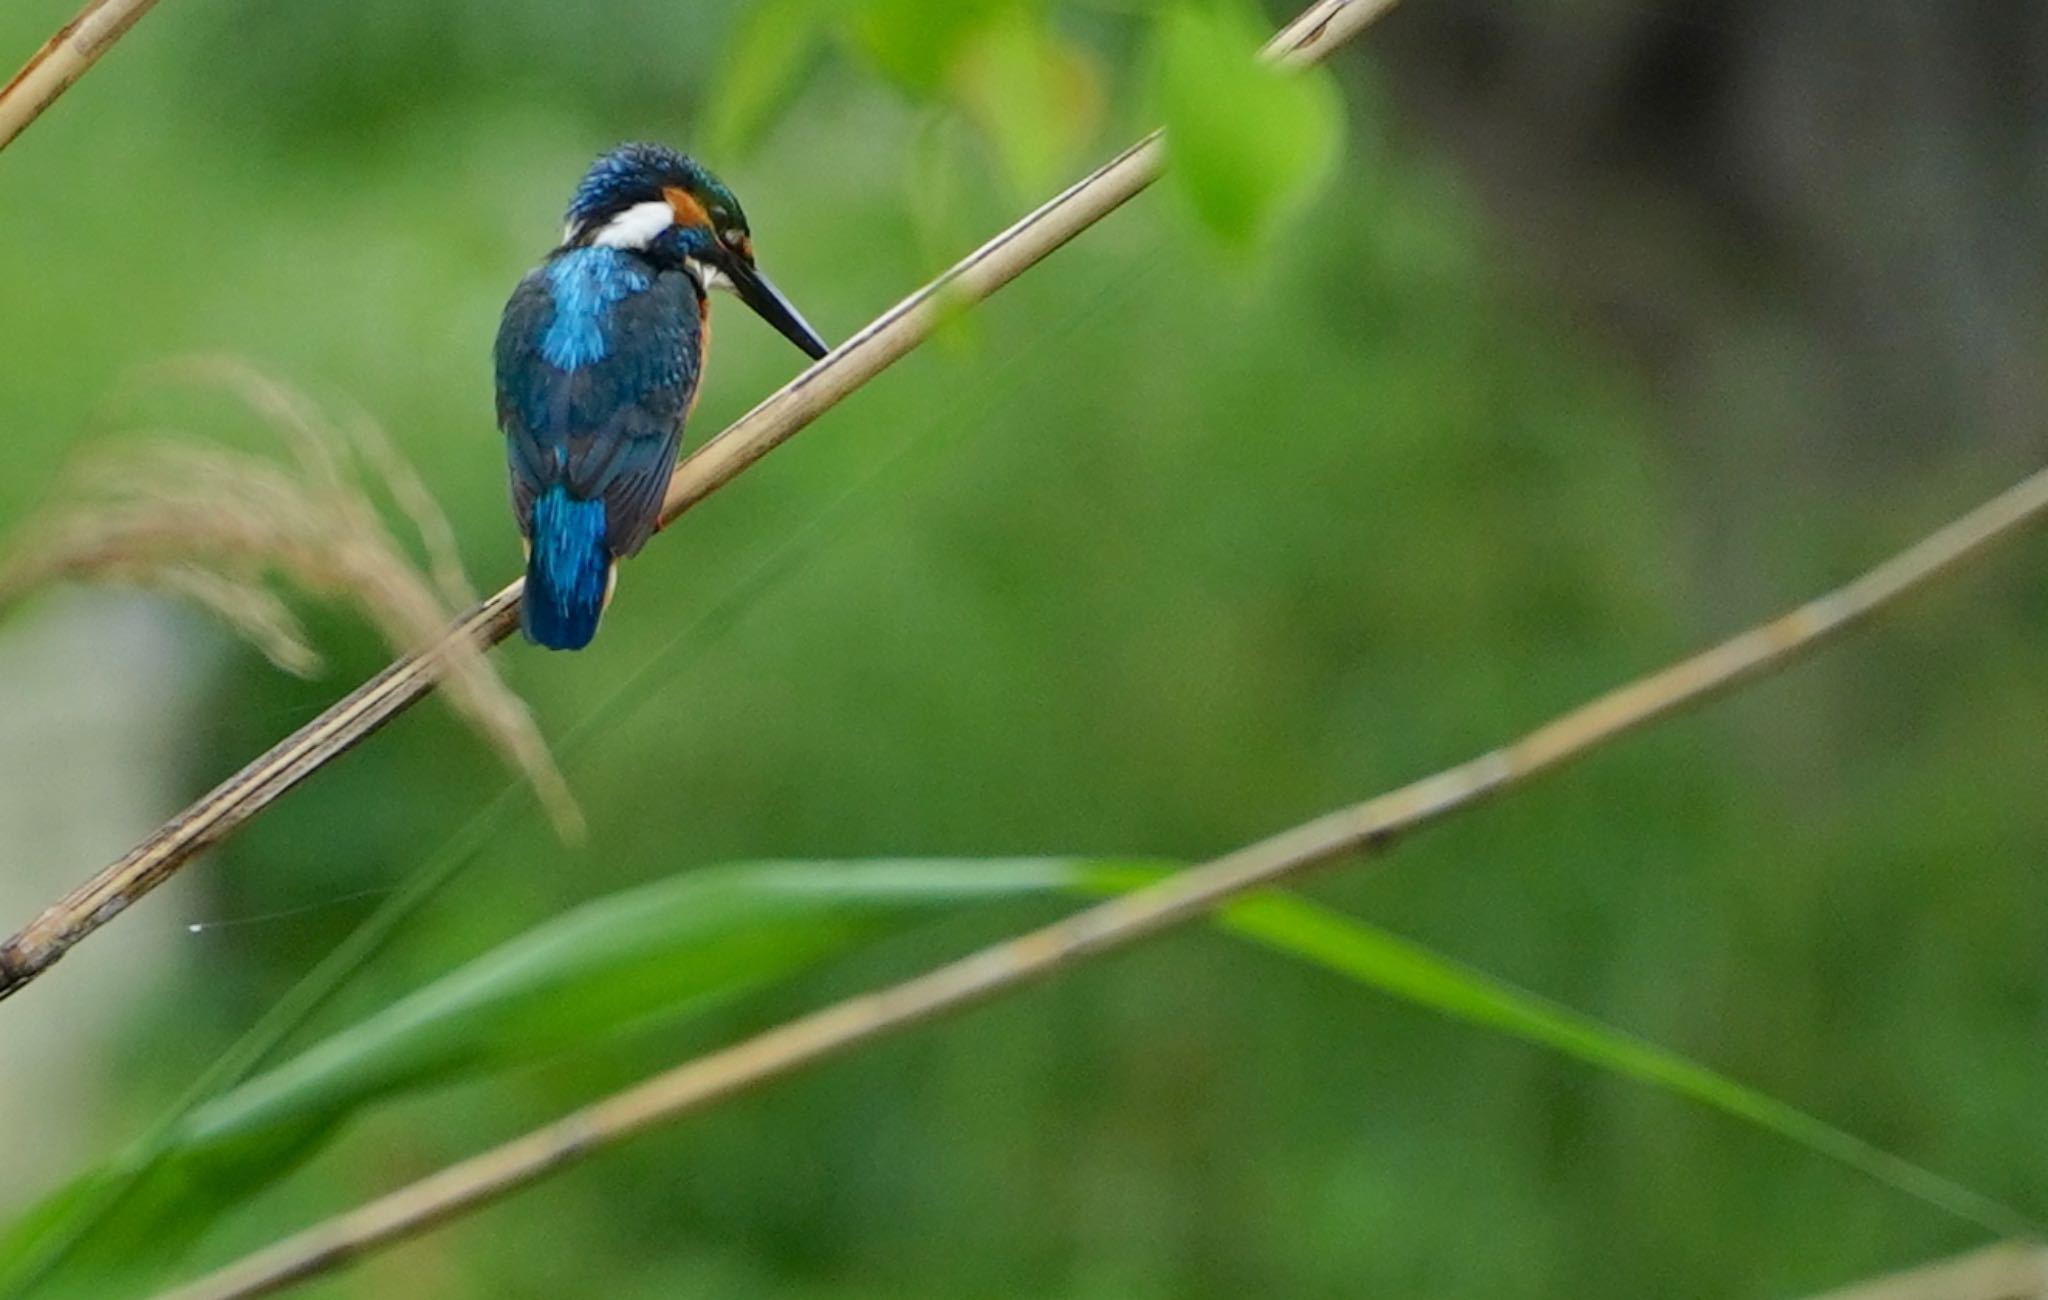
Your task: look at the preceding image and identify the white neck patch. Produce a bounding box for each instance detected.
[683,258,735,295]
[587,200,675,250]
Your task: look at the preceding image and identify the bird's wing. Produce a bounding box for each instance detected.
[562,270,700,558]
[495,266,702,557]
[494,269,556,534]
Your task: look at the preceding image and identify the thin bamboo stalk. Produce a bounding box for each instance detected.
[1802,1243,2048,1300]
[159,463,2048,1300]
[0,0,1398,1003]
[0,0,160,151]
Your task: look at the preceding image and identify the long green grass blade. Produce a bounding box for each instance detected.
[0,859,1110,1296]
[1199,886,2038,1240]
[10,858,2027,1299]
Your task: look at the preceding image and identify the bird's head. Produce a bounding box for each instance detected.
[562,142,829,360]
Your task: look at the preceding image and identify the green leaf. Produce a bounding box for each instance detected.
[1081,865,2035,1238]
[846,0,1015,97]
[0,859,1128,1296]
[947,8,1104,194]
[1198,888,2039,1239]
[1149,1,1345,247]
[14,859,2026,1296]
[703,0,834,157]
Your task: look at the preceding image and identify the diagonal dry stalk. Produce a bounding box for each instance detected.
[159,466,2048,1300]
[1801,1243,2048,1300]
[0,0,159,151]
[0,359,579,835]
[0,0,1398,1004]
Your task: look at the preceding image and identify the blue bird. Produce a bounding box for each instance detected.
[496,143,829,650]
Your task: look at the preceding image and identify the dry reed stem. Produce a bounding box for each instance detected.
[160,463,2048,1300]
[0,361,578,835]
[0,0,159,151]
[1802,1243,2048,1300]
[0,0,1396,1003]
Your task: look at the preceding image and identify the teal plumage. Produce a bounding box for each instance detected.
[523,486,610,649]
[496,246,701,648]
[495,143,828,650]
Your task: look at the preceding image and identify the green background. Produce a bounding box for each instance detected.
[0,0,2043,1295]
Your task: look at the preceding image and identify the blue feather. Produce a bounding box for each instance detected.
[565,143,713,228]
[540,249,651,371]
[523,485,611,650]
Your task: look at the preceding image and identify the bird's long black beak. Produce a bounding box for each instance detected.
[728,260,830,360]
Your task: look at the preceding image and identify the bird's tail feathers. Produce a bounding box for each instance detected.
[523,485,612,650]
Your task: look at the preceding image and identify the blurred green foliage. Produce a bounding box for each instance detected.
[2,861,1144,1296]
[1150,3,1343,246]
[1,0,2045,1296]
[21,857,2018,1297]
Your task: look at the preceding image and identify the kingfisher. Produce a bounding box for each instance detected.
[495,142,829,650]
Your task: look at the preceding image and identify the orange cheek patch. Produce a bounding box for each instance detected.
[663,186,711,232]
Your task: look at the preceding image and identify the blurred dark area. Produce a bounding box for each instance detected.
[0,0,2043,1296]
[1394,0,2048,464]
